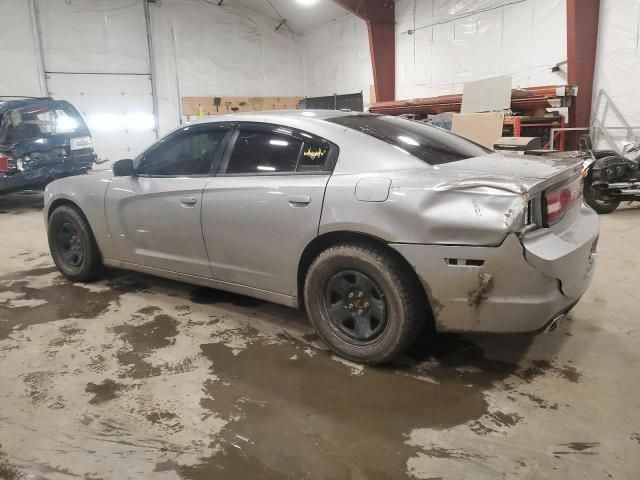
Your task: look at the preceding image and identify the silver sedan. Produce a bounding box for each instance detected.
[44,111,599,364]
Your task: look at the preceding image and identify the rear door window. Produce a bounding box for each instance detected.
[298,140,332,172]
[226,130,303,174]
[222,125,337,175]
[326,114,491,165]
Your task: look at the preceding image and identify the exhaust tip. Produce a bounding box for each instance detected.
[545,314,566,334]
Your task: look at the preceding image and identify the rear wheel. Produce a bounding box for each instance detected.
[583,171,620,214]
[48,205,102,281]
[303,243,425,365]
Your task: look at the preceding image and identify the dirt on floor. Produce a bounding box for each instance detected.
[1,191,639,480]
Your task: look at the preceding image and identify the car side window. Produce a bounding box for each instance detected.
[138,129,229,176]
[298,140,332,172]
[226,130,303,174]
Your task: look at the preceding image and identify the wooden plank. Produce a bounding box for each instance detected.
[181,96,302,117]
[452,112,505,149]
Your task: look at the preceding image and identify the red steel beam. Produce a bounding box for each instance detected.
[369,85,572,116]
[566,0,600,149]
[333,0,396,102]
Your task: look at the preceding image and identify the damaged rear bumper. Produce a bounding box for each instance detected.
[0,161,92,194]
[391,204,599,333]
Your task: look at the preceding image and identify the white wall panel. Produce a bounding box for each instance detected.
[396,0,567,100]
[47,73,156,162]
[32,0,153,161]
[0,0,304,159]
[37,0,149,74]
[0,0,43,96]
[591,0,640,150]
[151,0,303,134]
[301,15,373,105]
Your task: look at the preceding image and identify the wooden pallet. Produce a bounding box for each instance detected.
[182,96,302,117]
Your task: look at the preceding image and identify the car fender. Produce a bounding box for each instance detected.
[44,169,117,261]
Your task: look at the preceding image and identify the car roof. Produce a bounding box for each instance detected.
[0,97,65,114]
[189,109,374,125]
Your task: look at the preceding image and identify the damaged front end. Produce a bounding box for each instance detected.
[0,98,95,194]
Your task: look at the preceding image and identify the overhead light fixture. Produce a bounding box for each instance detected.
[296,0,319,5]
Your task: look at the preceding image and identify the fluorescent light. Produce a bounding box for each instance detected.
[88,113,120,132]
[87,112,155,132]
[398,135,419,146]
[257,165,276,171]
[125,112,155,130]
[269,139,289,146]
[297,0,318,5]
[56,114,77,131]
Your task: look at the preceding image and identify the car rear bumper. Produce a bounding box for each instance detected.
[0,161,92,194]
[390,204,599,333]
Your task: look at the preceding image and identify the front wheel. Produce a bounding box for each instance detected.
[303,244,426,365]
[48,205,102,281]
[583,172,620,214]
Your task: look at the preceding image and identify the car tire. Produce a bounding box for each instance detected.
[48,205,102,282]
[583,171,620,214]
[304,243,425,365]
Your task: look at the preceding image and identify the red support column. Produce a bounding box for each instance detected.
[332,0,396,102]
[566,0,600,149]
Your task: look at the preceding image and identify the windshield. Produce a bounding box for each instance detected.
[0,104,85,144]
[326,114,491,165]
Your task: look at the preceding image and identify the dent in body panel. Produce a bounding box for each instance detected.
[390,235,566,333]
[321,169,528,247]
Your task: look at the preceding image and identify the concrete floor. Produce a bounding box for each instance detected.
[0,190,639,480]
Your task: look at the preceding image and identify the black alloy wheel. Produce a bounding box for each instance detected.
[56,221,85,268]
[48,205,102,282]
[324,270,388,345]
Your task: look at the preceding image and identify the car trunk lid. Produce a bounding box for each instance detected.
[437,152,583,195]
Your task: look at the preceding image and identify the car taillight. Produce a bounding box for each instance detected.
[544,176,583,225]
[0,153,9,172]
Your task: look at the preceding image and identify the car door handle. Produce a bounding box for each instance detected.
[288,195,311,207]
[180,196,198,206]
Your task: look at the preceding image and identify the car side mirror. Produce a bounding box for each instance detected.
[113,158,135,177]
[579,134,592,151]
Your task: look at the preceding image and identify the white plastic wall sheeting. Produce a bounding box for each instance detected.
[47,73,157,162]
[0,0,304,159]
[396,0,568,100]
[0,0,43,96]
[34,0,156,161]
[301,14,373,106]
[591,0,640,151]
[151,0,304,134]
[37,0,149,74]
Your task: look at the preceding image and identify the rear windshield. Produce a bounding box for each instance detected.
[0,104,86,144]
[326,114,491,165]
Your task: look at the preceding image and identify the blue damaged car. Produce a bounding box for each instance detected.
[0,97,95,194]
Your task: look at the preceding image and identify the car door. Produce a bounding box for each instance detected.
[201,122,338,297]
[105,123,233,278]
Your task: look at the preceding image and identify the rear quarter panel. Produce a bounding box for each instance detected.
[320,166,528,247]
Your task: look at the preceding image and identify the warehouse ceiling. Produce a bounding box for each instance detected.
[227,0,350,33]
